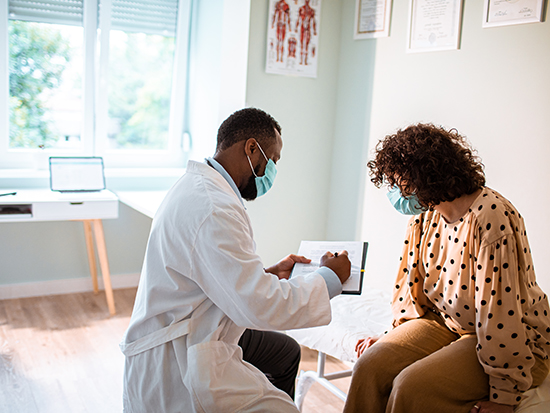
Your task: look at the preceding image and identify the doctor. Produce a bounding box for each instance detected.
[120,108,351,412]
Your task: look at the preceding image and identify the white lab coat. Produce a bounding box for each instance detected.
[121,160,333,413]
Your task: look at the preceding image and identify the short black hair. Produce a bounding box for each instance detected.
[216,108,281,151]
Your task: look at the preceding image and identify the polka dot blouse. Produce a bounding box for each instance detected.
[391,187,550,405]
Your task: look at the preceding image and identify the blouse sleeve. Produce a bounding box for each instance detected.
[391,216,430,327]
[474,234,535,406]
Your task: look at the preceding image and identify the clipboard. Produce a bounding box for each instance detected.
[290,240,368,295]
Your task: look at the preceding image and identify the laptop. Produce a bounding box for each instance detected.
[49,157,106,192]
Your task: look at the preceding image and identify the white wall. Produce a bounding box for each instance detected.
[245,0,343,266]
[186,0,251,161]
[358,2,550,293]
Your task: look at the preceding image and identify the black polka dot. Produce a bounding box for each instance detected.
[491,204,496,209]
[500,225,505,231]
[486,223,491,230]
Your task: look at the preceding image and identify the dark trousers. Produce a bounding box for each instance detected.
[238,329,301,400]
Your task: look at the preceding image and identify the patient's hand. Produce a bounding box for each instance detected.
[355,336,380,357]
[265,254,311,280]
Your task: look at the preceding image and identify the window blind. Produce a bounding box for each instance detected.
[106,0,179,36]
[8,0,84,26]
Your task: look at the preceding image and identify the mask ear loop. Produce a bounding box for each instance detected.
[247,155,258,178]
[256,142,269,162]
[247,141,269,178]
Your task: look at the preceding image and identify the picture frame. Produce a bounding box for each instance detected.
[407,0,464,53]
[354,0,393,40]
[482,0,546,28]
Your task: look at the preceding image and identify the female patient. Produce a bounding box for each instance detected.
[344,124,550,413]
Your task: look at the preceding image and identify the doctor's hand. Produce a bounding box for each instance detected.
[265,254,311,280]
[320,250,351,285]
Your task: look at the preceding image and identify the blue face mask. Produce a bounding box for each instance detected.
[247,142,277,197]
[386,185,427,215]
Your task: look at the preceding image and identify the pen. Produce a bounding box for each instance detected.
[0,192,17,197]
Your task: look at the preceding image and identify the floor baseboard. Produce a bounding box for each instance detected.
[0,273,140,300]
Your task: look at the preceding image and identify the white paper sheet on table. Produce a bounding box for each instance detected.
[291,240,368,294]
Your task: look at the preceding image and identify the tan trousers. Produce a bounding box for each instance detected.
[343,311,549,413]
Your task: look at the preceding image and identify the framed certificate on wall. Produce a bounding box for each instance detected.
[354,0,393,39]
[407,0,464,53]
[483,0,546,28]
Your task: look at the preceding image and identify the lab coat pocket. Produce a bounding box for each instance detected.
[184,341,267,413]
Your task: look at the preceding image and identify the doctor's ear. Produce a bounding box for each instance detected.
[244,138,259,157]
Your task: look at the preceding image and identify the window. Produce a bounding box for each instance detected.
[1,0,191,169]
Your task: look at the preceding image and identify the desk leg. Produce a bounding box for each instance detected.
[91,219,116,316]
[83,221,99,294]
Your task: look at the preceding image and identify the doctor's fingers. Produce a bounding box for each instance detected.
[287,254,312,264]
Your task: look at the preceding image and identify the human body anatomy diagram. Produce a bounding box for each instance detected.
[266,0,320,78]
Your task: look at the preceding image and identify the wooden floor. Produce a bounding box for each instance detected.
[0,288,350,412]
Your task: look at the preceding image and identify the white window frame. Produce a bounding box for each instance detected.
[0,0,192,169]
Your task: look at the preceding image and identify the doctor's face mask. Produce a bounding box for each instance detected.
[243,142,277,200]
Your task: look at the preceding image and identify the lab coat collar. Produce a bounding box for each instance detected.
[205,157,245,207]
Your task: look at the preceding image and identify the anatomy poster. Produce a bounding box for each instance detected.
[266,0,321,78]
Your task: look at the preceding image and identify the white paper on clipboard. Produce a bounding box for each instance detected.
[290,240,368,294]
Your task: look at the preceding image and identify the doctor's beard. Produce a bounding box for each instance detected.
[240,170,258,201]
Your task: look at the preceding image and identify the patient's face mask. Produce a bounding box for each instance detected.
[247,142,277,198]
[387,185,427,215]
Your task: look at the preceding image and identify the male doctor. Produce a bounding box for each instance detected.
[120,108,351,412]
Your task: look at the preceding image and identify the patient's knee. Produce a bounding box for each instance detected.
[352,343,394,383]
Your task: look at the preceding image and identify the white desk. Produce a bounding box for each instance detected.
[116,190,168,219]
[0,190,119,315]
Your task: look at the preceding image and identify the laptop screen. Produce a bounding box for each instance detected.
[49,157,106,192]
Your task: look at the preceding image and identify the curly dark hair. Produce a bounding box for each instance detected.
[367,123,485,207]
[217,108,281,151]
